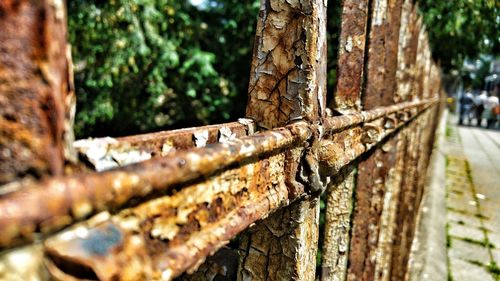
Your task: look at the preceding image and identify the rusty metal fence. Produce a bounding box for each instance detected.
[0,0,445,280]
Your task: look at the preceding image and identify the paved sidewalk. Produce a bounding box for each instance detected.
[444,118,500,281]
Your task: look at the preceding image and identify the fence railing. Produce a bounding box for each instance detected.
[0,0,444,280]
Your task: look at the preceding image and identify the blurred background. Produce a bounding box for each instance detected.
[69,0,498,138]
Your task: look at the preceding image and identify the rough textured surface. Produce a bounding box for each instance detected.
[346,1,400,280]
[44,151,293,281]
[240,0,327,279]
[348,148,393,281]
[237,198,320,281]
[383,0,404,101]
[321,165,356,281]
[0,0,445,279]
[74,121,253,172]
[245,0,327,129]
[395,0,417,103]
[332,0,369,113]
[0,123,310,249]
[0,0,73,185]
[373,133,406,281]
[406,110,447,281]
[389,116,422,281]
[361,0,388,110]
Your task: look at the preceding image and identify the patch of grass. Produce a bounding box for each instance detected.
[475,213,489,220]
[466,259,485,267]
[480,226,491,233]
[446,126,452,138]
[452,236,495,248]
[446,223,452,248]
[446,220,453,281]
[447,207,473,216]
[486,261,500,280]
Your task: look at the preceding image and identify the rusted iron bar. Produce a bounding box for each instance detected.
[245,0,327,130]
[237,197,320,281]
[321,0,369,278]
[88,121,251,153]
[373,130,407,281]
[0,0,74,186]
[44,150,294,281]
[0,97,437,251]
[39,102,438,281]
[371,9,415,277]
[240,0,327,279]
[322,99,436,133]
[346,0,406,279]
[74,120,253,171]
[0,123,310,249]
[395,0,419,103]
[321,165,356,281]
[332,0,370,113]
[361,0,388,110]
[384,0,404,102]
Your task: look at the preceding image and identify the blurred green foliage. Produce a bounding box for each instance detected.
[69,0,344,137]
[69,0,259,137]
[70,0,496,137]
[419,0,499,72]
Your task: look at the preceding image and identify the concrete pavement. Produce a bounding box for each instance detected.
[445,118,500,281]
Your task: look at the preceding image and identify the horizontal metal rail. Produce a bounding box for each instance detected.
[40,99,438,281]
[0,98,437,250]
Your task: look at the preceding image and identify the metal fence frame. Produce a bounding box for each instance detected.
[0,0,445,280]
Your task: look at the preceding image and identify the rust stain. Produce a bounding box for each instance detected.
[0,100,437,251]
[0,0,446,279]
[0,0,73,185]
[245,0,327,129]
[44,151,291,281]
[0,123,310,249]
[332,0,370,113]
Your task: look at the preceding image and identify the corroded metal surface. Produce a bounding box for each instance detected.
[0,0,73,185]
[237,198,320,281]
[0,123,311,249]
[43,151,292,281]
[389,118,421,281]
[346,0,399,279]
[0,0,446,279]
[241,0,327,279]
[373,132,407,281]
[384,0,404,101]
[74,121,253,171]
[361,0,388,110]
[321,165,356,281]
[333,0,370,113]
[0,99,436,251]
[395,0,417,103]
[245,0,327,129]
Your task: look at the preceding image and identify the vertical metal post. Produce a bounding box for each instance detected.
[331,0,370,114]
[389,5,427,280]
[321,0,369,280]
[0,1,73,280]
[0,0,74,186]
[346,0,405,279]
[239,0,327,280]
[321,165,356,281]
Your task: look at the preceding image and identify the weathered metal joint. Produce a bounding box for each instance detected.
[361,123,383,145]
[296,123,329,195]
